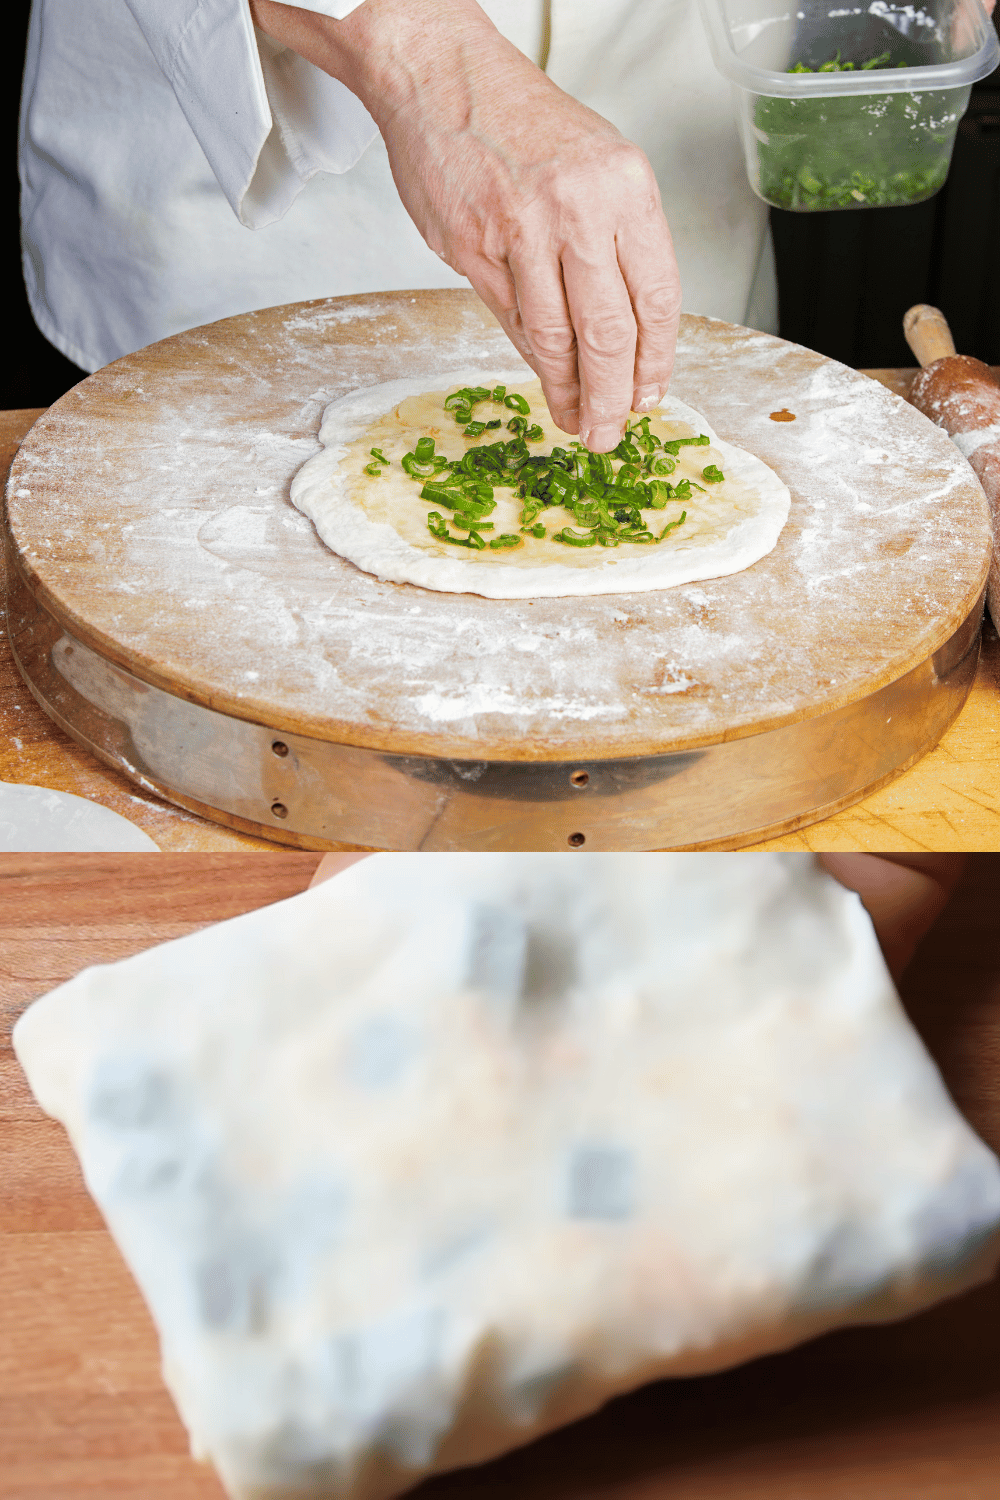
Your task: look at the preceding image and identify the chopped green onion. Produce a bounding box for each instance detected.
[552,527,597,547]
[408,389,703,556]
[665,479,705,501]
[362,461,383,476]
[445,386,491,410]
[419,482,467,506]
[426,511,489,548]
[613,437,642,464]
[369,447,389,464]
[546,469,578,507]
[420,487,496,531]
[402,450,449,478]
[626,418,660,455]
[662,434,711,457]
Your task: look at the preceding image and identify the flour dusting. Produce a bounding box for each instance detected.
[5,295,990,759]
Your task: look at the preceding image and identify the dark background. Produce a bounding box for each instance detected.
[3,4,1000,410]
[4,4,84,409]
[772,4,1000,369]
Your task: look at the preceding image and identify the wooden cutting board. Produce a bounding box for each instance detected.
[3,853,999,1499]
[4,292,992,850]
[5,404,1000,856]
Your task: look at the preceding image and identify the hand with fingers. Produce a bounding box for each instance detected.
[818,854,966,983]
[249,0,681,453]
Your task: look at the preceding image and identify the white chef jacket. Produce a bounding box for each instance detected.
[19,0,776,375]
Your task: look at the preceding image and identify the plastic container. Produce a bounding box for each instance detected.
[697,0,1000,210]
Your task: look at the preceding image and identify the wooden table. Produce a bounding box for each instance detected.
[3,853,999,1498]
[3,387,999,853]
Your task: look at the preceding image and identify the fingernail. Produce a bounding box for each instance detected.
[633,387,663,412]
[584,424,623,453]
[553,408,580,434]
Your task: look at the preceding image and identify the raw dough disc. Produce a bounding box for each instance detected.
[0,781,159,852]
[290,371,791,598]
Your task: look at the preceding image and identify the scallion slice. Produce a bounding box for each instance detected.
[662,434,711,457]
[553,527,597,547]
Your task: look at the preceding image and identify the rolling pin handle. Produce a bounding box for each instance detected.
[903,304,957,368]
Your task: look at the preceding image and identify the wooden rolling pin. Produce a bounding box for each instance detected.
[904,304,1000,626]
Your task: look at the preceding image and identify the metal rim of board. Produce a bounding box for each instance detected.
[6,556,984,851]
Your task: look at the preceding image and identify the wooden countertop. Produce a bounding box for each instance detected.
[3,385,999,853]
[3,852,999,1498]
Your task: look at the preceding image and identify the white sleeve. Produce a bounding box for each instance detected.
[122,0,380,230]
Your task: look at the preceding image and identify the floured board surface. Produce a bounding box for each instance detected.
[3,292,991,762]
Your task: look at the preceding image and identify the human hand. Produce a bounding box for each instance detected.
[819,854,966,983]
[310,853,964,986]
[248,0,681,452]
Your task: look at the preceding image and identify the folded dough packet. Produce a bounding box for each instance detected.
[13,854,1000,1500]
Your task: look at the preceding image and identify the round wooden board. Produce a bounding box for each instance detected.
[3,292,992,850]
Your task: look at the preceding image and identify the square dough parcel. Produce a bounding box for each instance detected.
[13,854,1000,1500]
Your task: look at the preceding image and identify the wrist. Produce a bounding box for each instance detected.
[249,0,504,128]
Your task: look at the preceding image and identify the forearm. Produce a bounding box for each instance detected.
[248,0,680,446]
[248,0,516,131]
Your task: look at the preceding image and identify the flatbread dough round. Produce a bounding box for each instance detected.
[0,781,159,853]
[291,371,791,598]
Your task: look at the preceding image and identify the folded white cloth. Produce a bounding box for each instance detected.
[18,853,991,1500]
